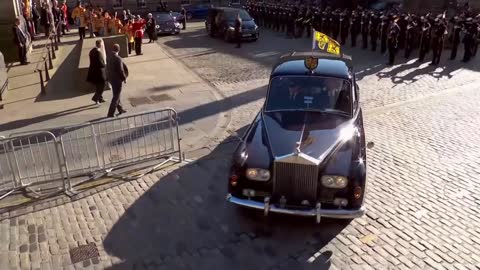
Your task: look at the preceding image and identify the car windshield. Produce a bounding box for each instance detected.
[265,76,352,115]
[224,10,252,20]
[155,13,172,21]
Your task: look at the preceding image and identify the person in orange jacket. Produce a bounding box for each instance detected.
[123,19,134,54]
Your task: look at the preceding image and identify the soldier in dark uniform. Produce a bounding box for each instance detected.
[331,9,340,41]
[397,13,408,49]
[418,16,431,62]
[304,6,313,38]
[350,9,360,47]
[313,6,322,33]
[321,9,330,35]
[387,16,400,65]
[462,17,475,62]
[379,13,390,54]
[295,6,305,38]
[234,13,242,48]
[340,9,350,45]
[287,6,296,38]
[369,11,379,51]
[431,16,447,65]
[473,15,480,57]
[450,16,462,60]
[404,15,417,58]
[361,10,369,49]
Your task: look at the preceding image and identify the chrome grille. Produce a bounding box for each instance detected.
[273,160,319,202]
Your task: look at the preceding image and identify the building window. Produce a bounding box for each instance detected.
[113,0,123,8]
[137,0,147,8]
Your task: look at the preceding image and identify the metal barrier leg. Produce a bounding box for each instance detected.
[38,70,46,95]
[50,38,56,59]
[44,59,50,81]
[47,46,53,70]
[54,35,59,50]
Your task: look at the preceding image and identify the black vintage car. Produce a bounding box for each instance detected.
[227,52,372,223]
[205,7,259,42]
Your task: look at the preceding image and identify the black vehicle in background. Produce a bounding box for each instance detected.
[205,7,259,42]
[153,12,181,35]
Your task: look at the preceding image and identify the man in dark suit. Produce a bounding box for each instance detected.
[13,18,29,65]
[107,44,128,117]
[234,13,242,48]
[87,40,107,104]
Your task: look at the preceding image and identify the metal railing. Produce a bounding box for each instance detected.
[0,108,182,200]
[34,21,62,96]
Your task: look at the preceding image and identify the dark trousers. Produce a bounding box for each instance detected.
[108,82,124,117]
[351,32,357,47]
[17,44,27,64]
[92,81,105,101]
[371,36,377,51]
[380,37,387,53]
[235,32,241,48]
[128,42,133,54]
[405,43,413,58]
[388,46,397,65]
[431,45,443,65]
[450,43,458,60]
[182,19,186,30]
[134,37,142,55]
[463,42,472,62]
[362,33,368,49]
[79,27,86,40]
[33,19,39,34]
[43,23,50,37]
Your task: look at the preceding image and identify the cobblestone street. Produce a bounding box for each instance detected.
[1,22,480,270]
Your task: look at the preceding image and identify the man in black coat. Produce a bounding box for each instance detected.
[32,3,41,35]
[13,18,29,65]
[180,7,187,29]
[146,13,156,43]
[87,40,107,104]
[107,44,128,117]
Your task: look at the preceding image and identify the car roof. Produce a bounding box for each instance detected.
[271,52,353,80]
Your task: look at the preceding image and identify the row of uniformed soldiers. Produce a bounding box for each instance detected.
[245,1,480,65]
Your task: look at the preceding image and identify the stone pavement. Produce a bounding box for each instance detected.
[1,31,226,155]
[0,23,480,270]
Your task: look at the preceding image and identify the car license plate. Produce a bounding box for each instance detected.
[165,28,172,32]
[242,34,251,37]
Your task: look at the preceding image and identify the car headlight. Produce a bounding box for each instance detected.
[321,175,348,188]
[228,26,235,31]
[174,22,180,27]
[246,168,270,181]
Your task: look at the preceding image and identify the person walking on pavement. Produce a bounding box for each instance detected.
[88,40,107,104]
[431,16,447,65]
[60,0,69,33]
[72,1,86,39]
[234,13,242,48]
[180,7,187,30]
[107,44,128,118]
[13,17,29,65]
[146,13,156,43]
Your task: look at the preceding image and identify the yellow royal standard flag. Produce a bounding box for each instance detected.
[312,31,341,55]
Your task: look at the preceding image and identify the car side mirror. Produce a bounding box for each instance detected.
[367,141,375,149]
[228,130,244,142]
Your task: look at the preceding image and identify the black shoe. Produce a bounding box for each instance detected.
[99,98,106,103]
[21,61,30,65]
[91,97,99,105]
[117,109,127,116]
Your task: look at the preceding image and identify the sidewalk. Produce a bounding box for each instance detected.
[1,32,227,156]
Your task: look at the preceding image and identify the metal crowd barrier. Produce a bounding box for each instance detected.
[0,108,182,200]
[34,21,62,96]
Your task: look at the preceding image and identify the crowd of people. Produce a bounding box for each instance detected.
[70,1,153,55]
[245,1,480,65]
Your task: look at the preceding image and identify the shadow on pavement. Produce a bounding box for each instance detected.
[35,41,88,102]
[103,125,350,270]
[0,104,98,133]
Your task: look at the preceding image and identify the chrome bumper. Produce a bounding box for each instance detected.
[227,194,364,222]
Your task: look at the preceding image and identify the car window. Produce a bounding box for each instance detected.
[155,13,173,21]
[265,76,352,115]
[224,10,252,20]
